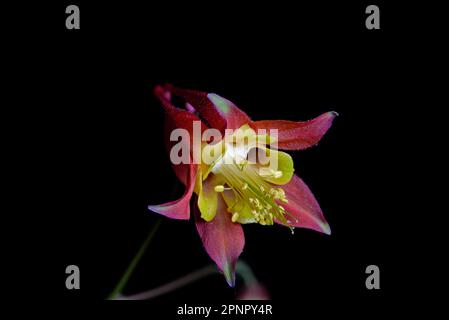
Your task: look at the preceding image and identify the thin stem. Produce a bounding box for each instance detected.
[107,219,162,300]
[114,265,217,300]
[113,260,259,300]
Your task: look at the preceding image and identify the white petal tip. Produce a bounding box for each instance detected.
[321,223,332,235]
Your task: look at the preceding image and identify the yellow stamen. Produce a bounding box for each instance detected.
[259,167,275,177]
[203,124,294,229]
[274,171,283,178]
[214,185,232,192]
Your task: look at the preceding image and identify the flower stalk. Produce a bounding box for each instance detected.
[107,219,162,300]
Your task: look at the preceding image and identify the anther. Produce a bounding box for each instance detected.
[214,185,231,192]
[259,168,275,177]
[274,171,283,178]
[231,212,240,223]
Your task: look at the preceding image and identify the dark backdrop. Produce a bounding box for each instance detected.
[15,0,427,315]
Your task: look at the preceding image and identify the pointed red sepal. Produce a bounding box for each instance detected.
[194,196,245,287]
[148,163,198,220]
[154,85,207,135]
[154,85,207,186]
[279,175,331,235]
[165,84,251,131]
[251,111,337,150]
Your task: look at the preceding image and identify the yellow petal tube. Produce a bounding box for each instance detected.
[197,124,296,229]
[221,189,257,224]
[196,173,222,222]
[256,147,294,185]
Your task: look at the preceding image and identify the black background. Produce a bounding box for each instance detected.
[9,0,437,316]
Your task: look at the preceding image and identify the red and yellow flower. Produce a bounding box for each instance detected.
[149,84,336,286]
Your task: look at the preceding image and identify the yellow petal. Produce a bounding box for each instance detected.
[260,148,294,185]
[221,190,256,224]
[197,175,222,221]
[200,141,225,180]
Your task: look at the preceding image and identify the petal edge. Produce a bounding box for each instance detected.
[251,111,337,150]
[278,174,331,235]
[148,164,198,220]
[194,196,245,286]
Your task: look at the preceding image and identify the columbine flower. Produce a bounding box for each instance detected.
[149,84,337,286]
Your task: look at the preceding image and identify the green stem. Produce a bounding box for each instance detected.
[107,219,162,299]
[112,260,258,300]
[115,265,217,300]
